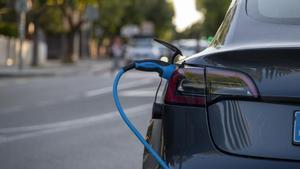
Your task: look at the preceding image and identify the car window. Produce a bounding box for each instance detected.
[258,0,300,18]
[247,0,300,24]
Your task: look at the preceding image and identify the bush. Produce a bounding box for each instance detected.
[0,22,18,37]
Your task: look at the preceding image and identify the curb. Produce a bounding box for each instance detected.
[0,72,55,78]
[0,60,113,78]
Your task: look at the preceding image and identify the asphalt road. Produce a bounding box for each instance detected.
[0,70,161,169]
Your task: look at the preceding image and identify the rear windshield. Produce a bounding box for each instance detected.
[247,0,300,24]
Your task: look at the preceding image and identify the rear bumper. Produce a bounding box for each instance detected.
[159,103,300,169]
[168,152,300,169]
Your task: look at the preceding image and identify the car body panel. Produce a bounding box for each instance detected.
[209,100,300,161]
[146,104,300,169]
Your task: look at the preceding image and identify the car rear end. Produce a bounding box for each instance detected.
[143,0,300,168]
[155,48,300,169]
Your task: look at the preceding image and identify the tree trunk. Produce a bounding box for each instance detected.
[31,23,39,67]
[97,39,100,59]
[63,31,76,63]
[79,28,83,59]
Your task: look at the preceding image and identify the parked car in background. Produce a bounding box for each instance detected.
[143,0,300,169]
[172,39,208,56]
[125,36,162,62]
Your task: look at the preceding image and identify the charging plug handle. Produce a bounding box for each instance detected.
[123,60,176,80]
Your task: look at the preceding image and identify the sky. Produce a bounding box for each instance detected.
[172,0,203,32]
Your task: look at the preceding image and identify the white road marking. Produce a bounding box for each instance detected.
[85,79,154,97]
[0,103,152,144]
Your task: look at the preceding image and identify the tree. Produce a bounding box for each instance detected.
[38,5,66,34]
[196,0,231,36]
[0,0,18,37]
[141,0,174,39]
[27,0,50,66]
[96,0,174,39]
[9,0,174,64]
[44,0,97,62]
[96,0,134,36]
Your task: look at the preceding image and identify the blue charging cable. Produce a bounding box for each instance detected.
[113,60,176,169]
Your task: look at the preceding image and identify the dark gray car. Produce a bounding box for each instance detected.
[143,0,300,168]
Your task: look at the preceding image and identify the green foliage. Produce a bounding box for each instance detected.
[141,0,174,38]
[0,0,7,8]
[0,22,17,37]
[39,7,67,34]
[97,0,129,36]
[48,0,97,10]
[0,0,17,37]
[97,0,174,39]
[196,0,231,36]
[29,0,98,34]
[32,0,48,8]
[0,0,175,38]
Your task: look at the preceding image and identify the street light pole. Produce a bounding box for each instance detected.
[18,11,26,70]
[15,0,32,71]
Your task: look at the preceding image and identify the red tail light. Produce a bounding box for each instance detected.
[165,66,259,106]
[165,67,206,106]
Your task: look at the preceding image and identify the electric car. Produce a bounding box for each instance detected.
[143,0,300,168]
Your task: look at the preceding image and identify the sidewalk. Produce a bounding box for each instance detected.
[0,59,112,78]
